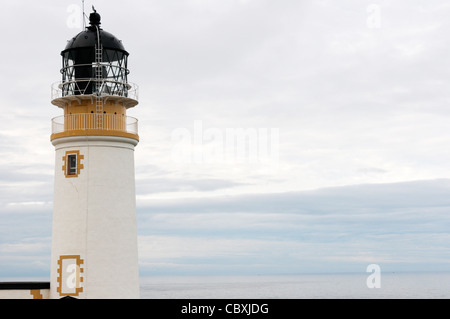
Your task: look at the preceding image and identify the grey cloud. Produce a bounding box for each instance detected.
[139,179,450,214]
[137,179,450,253]
[137,177,246,195]
[137,179,450,273]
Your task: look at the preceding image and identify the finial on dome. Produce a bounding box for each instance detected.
[89,7,101,27]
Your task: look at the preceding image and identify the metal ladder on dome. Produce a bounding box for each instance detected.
[95,46,104,129]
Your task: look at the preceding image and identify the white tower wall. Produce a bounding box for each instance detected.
[50,136,139,299]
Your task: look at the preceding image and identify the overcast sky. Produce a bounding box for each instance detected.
[0,0,449,278]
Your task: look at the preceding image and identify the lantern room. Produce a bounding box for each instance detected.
[50,8,139,141]
[60,10,129,97]
[51,9,138,109]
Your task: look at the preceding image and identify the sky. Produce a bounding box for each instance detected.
[0,0,449,278]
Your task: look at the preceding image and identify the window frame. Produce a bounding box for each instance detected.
[67,154,78,176]
[63,150,84,178]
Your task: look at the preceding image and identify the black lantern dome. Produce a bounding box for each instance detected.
[59,9,131,99]
[63,29,127,53]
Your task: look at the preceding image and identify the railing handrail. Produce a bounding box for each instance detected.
[51,113,138,135]
[51,80,139,102]
[57,78,133,90]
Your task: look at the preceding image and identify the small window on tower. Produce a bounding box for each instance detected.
[63,151,84,178]
[67,154,77,176]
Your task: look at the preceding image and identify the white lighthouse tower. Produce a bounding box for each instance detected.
[49,9,140,299]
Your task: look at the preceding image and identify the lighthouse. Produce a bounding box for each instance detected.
[49,9,140,299]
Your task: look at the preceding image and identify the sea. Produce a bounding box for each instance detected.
[139,272,450,299]
[2,272,448,299]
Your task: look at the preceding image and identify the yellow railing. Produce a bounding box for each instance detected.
[51,113,138,138]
